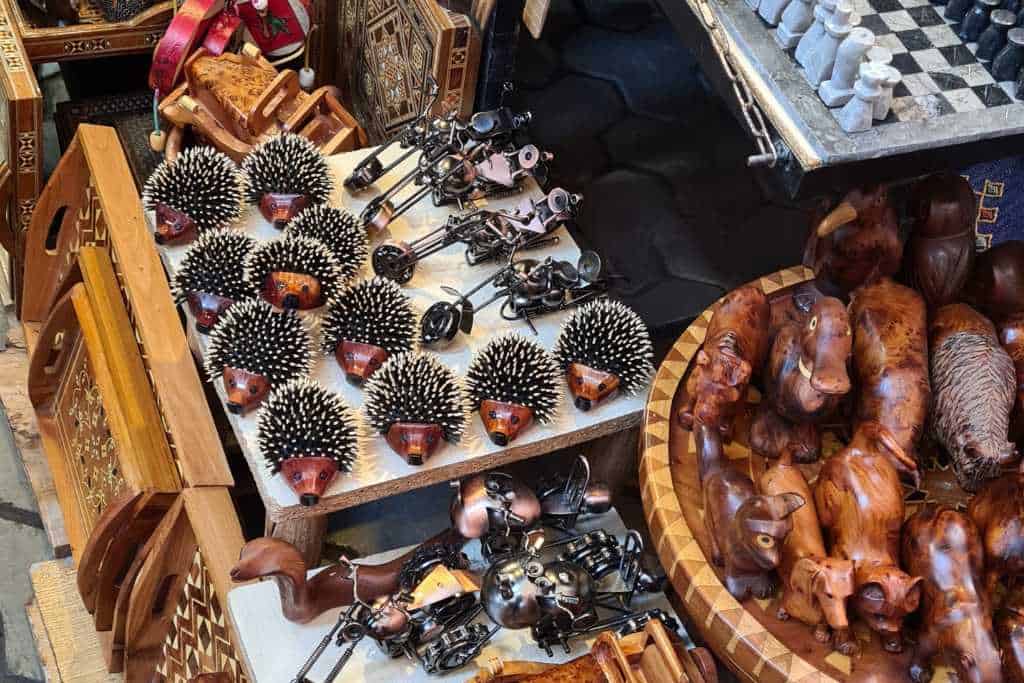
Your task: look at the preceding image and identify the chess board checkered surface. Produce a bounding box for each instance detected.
[776,0,1023,122]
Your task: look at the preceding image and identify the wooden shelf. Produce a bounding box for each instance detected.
[156,146,646,524]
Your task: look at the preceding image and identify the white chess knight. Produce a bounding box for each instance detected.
[804,1,856,87]
[819,27,875,106]
[796,0,838,66]
[776,0,815,48]
[873,65,902,120]
[759,0,794,27]
[839,61,888,132]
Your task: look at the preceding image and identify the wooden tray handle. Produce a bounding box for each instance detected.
[27,287,81,409]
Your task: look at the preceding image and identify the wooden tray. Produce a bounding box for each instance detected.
[639,266,967,683]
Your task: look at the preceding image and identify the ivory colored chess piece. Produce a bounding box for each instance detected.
[978,9,1016,60]
[797,0,838,65]
[778,0,816,47]
[806,2,856,87]
[866,45,892,66]
[820,27,876,106]
[874,65,902,120]
[838,61,886,132]
[760,0,794,26]
[747,0,761,14]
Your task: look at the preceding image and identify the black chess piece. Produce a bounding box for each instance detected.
[1016,63,1024,96]
[978,9,1017,58]
[993,27,1024,78]
[1005,0,1021,12]
[947,0,975,22]
[961,0,1002,41]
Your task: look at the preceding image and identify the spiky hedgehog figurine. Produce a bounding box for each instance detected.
[321,277,417,384]
[242,133,334,229]
[257,378,361,506]
[554,299,654,411]
[466,333,561,446]
[284,205,368,281]
[205,298,313,415]
[364,352,470,465]
[143,146,245,245]
[173,229,258,334]
[246,235,347,310]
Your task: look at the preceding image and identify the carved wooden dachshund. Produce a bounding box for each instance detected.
[997,588,1024,683]
[679,286,770,439]
[815,421,924,653]
[760,450,857,654]
[849,278,931,485]
[697,421,804,601]
[968,469,1024,595]
[929,303,1017,492]
[901,506,1001,683]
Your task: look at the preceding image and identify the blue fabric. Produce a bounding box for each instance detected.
[962,158,1024,246]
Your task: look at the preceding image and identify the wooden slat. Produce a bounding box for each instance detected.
[183,487,250,605]
[523,0,551,39]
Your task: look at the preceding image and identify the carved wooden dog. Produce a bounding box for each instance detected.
[849,278,931,485]
[968,469,1024,594]
[759,450,856,654]
[697,421,804,601]
[815,421,923,652]
[902,506,1001,683]
[679,286,770,439]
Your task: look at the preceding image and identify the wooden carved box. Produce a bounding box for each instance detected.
[336,0,481,140]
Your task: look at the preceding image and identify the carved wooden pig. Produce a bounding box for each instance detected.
[901,506,1001,683]
[929,303,1017,492]
[997,589,1024,683]
[760,450,856,654]
[679,286,770,439]
[815,421,923,652]
[849,278,931,485]
[697,421,804,601]
[967,470,1024,594]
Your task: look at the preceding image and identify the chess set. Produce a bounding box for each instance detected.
[748,0,1024,130]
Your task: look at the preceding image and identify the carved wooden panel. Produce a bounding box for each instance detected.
[155,549,249,683]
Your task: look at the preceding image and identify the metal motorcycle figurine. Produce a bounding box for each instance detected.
[420,250,607,347]
[372,188,581,284]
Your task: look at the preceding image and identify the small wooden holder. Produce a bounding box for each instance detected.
[261,271,323,310]
[385,422,444,466]
[279,456,339,506]
[222,366,270,415]
[185,291,236,334]
[567,362,620,411]
[479,399,533,446]
[336,340,388,385]
[154,203,197,245]
[259,192,308,229]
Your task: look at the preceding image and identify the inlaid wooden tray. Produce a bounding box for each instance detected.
[639,266,967,683]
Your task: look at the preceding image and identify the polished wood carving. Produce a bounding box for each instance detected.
[965,240,1024,322]
[997,588,1024,683]
[385,422,444,466]
[222,366,270,416]
[480,399,534,446]
[567,362,620,412]
[968,470,1024,594]
[749,404,820,463]
[336,340,389,385]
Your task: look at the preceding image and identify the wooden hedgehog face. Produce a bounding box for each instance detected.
[385,423,444,466]
[567,362,620,411]
[480,399,533,446]
[260,193,309,230]
[280,456,338,506]
[187,292,236,334]
[336,340,388,384]
[223,367,271,415]
[262,271,324,310]
[155,204,197,245]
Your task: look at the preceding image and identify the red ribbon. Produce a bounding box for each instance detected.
[148,0,228,93]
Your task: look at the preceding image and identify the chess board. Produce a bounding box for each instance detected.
[777,0,1022,122]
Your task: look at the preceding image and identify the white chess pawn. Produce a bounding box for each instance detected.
[820,27,875,106]
[776,0,816,48]
[796,0,838,66]
[760,0,794,26]
[873,65,902,120]
[866,45,892,66]
[838,61,887,132]
[805,1,856,87]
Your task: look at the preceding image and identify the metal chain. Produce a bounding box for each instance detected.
[691,0,780,167]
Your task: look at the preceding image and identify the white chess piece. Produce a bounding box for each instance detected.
[796,0,837,66]
[873,65,902,120]
[747,0,761,12]
[866,45,892,66]
[776,0,816,48]
[819,27,875,106]
[760,0,794,26]
[838,61,887,132]
[805,1,856,87]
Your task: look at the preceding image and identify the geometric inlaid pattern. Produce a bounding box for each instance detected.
[155,549,249,683]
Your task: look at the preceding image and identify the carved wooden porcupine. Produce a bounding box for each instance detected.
[243,134,334,228]
[554,299,654,411]
[466,333,561,446]
[143,146,245,245]
[205,298,313,415]
[321,277,417,384]
[257,378,361,506]
[246,235,344,310]
[284,205,368,281]
[930,303,1018,491]
[174,229,258,334]
[364,352,470,465]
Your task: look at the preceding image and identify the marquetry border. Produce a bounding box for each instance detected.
[638,265,840,683]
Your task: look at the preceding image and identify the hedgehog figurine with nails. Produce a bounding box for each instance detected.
[243,134,334,229]
[364,352,470,465]
[205,299,313,415]
[554,299,654,411]
[257,378,361,506]
[322,277,417,384]
[246,235,347,311]
[284,205,368,282]
[466,333,561,446]
[143,146,245,245]
[173,229,258,334]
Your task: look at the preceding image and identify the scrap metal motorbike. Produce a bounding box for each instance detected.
[420,250,607,347]
[372,188,581,284]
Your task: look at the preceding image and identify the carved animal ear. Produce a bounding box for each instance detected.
[777,492,805,516]
[904,576,924,611]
